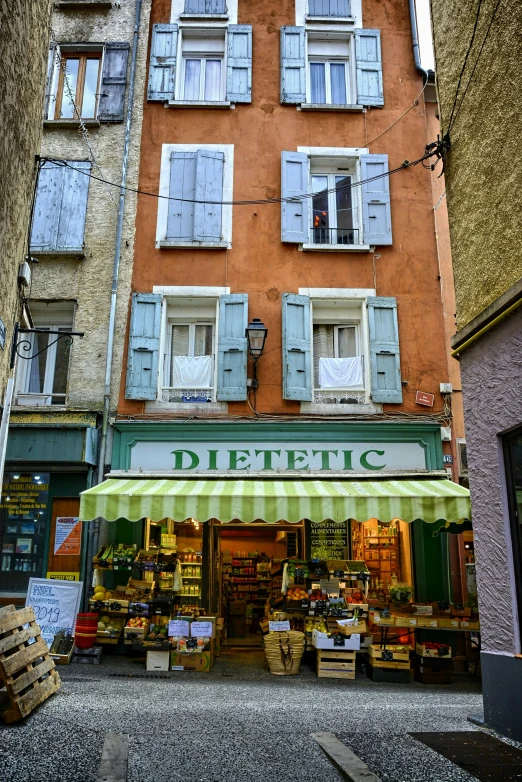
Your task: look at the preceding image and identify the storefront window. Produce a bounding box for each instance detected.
[504,426,522,638]
[0,473,50,593]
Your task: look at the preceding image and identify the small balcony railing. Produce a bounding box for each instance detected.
[162,387,214,403]
[308,0,351,17]
[184,0,227,14]
[311,225,360,246]
[313,390,366,405]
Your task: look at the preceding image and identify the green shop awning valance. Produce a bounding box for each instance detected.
[79,477,471,525]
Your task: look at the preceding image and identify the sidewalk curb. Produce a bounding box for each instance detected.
[311,732,381,782]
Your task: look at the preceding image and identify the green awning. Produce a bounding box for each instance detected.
[79,477,471,525]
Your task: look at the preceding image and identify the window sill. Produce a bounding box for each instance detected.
[299,103,364,112]
[167,100,233,110]
[305,15,355,23]
[158,240,229,250]
[301,400,383,415]
[179,13,228,20]
[44,119,101,128]
[300,243,372,253]
[55,0,113,7]
[30,249,85,259]
[145,400,227,413]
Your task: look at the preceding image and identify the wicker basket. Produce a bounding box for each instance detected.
[263,631,305,675]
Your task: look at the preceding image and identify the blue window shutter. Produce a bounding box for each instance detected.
[281,151,309,243]
[226,25,252,103]
[30,162,64,251]
[184,0,227,12]
[216,294,248,401]
[148,24,178,101]
[367,296,402,403]
[98,42,130,122]
[355,29,384,107]
[194,150,225,242]
[56,161,91,250]
[125,293,162,400]
[360,154,392,245]
[282,293,312,401]
[30,161,91,252]
[309,0,350,17]
[166,152,197,240]
[280,27,306,104]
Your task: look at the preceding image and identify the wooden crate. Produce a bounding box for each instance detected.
[316,649,356,680]
[416,642,451,659]
[50,646,74,665]
[0,605,61,724]
[369,644,409,662]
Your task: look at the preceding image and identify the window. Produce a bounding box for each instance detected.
[157,144,234,248]
[312,303,365,404]
[281,149,392,248]
[308,38,351,105]
[166,319,216,402]
[181,34,225,101]
[183,0,227,15]
[14,302,75,407]
[53,51,102,120]
[308,0,351,17]
[30,161,91,254]
[503,427,522,644]
[46,44,130,123]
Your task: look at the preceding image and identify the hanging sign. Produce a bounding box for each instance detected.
[54,517,82,556]
[168,619,190,637]
[269,620,290,632]
[26,577,83,647]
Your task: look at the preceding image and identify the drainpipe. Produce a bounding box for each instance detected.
[408,0,429,82]
[92,0,143,564]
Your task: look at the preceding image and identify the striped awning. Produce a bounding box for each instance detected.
[79,477,471,525]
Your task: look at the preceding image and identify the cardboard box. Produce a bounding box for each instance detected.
[312,629,360,651]
[146,650,171,672]
[171,651,212,672]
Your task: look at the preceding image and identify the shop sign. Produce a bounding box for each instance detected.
[190,621,213,637]
[129,440,426,473]
[168,619,190,637]
[311,521,349,561]
[54,517,82,556]
[26,577,83,647]
[46,572,80,581]
[269,620,291,632]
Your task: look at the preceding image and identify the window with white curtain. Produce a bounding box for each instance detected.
[307,37,352,105]
[166,321,215,402]
[181,32,226,102]
[312,301,366,404]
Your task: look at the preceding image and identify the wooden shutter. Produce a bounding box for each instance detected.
[226,25,252,103]
[184,0,227,13]
[282,293,312,401]
[360,154,392,245]
[125,293,162,400]
[367,297,402,403]
[281,151,309,243]
[194,150,225,241]
[148,24,178,102]
[355,29,384,107]
[280,27,306,104]
[30,161,91,252]
[98,42,130,122]
[309,0,350,16]
[216,294,248,401]
[44,42,57,119]
[166,152,197,240]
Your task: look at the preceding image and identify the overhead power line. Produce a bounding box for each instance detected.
[445,0,485,132]
[42,143,443,208]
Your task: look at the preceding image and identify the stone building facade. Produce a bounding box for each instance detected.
[431,0,522,739]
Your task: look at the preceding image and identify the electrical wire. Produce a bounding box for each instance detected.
[365,79,429,148]
[448,0,502,131]
[445,0,485,133]
[41,147,440,208]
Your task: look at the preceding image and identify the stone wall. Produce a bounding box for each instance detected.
[27,0,151,412]
[460,306,522,654]
[430,0,522,330]
[0,0,52,398]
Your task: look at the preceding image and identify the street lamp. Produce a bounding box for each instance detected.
[245,318,268,360]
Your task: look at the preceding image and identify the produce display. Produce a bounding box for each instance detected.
[126,617,149,631]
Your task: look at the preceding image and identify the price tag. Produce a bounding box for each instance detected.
[269,620,290,632]
[186,637,197,650]
[301,598,310,608]
[168,619,189,637]
[382,649,394,661]
[333,634,346,647]
[190,621,213,637]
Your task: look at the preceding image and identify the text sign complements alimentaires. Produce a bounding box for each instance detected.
[26,577,83,647]
[311,520,349,560]
[129,441,427,472]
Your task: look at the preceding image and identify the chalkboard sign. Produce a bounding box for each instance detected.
[310,520,349,560]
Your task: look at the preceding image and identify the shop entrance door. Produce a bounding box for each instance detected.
[46,498,82,580]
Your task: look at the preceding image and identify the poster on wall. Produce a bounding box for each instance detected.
[310,520,349,561]
[26,577,83,647]
[54,517,82,556]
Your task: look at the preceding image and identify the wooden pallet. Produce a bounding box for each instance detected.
[317,649,356,680]
[0,605,61,724]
